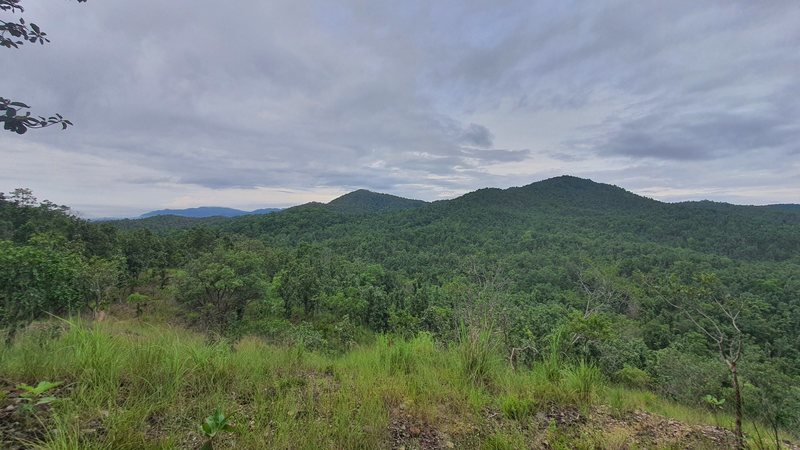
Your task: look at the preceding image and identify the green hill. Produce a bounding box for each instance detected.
[325,189,427,215]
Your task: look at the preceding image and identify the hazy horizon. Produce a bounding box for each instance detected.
[15,175,795,220]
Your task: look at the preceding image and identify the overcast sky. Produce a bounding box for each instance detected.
[3,0,799,217]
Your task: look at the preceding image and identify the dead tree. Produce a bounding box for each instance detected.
[661,273,745,450]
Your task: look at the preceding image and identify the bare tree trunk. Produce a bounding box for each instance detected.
[731,362,744,450]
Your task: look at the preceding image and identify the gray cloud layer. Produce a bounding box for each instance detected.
[2,0,798,216]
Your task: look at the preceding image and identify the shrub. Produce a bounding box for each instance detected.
[0,241,88,332]
[652,347,726,405]
[613,365,651,388]
[126,293,150,317]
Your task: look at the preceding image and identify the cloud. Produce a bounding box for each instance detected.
[459,124,494,148]
[1,0,798,216]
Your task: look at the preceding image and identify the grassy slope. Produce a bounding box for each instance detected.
[2,316,793,450]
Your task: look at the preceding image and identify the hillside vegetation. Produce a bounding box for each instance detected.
[1,178,799,449]
[0,314,778,449]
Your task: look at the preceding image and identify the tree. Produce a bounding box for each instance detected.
[0,239,88,335]
[659,273,746,449]
[119,229,166,289]
[177,246,267,331]
[743,362,800,450]
[1,0,86,133]
[85,256,123,316]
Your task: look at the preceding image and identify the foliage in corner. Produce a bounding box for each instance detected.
[1,0,87,133]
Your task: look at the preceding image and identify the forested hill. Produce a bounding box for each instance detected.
[140,206,282,218]
[324,189,427,214]
[446,175,661,212]
[113,189,425,230]
[765,204,800,213]
[107,214,230,231]
[173,175,800,264]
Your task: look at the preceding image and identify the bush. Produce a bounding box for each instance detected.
[0,241,88,331]
[613,365,651,388]
[127,293,150,317]
[652,347,726,405]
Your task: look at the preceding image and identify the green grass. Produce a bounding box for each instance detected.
[0,318,795,449]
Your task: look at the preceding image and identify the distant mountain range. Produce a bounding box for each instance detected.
[137,190,426,220]
[139,206,283,219]
[114,178,798,232]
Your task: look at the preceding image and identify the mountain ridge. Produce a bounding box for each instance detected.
[325,189,427,214]
[135,177,797,219]
[140,206,283,219]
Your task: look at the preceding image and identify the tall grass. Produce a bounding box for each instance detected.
[0,318,794,449]
[562,360,603,409]
[455,321,501,386]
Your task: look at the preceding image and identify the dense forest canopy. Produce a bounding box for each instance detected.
[1,177,799,439]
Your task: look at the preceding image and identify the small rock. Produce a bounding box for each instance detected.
[445,441,455,448]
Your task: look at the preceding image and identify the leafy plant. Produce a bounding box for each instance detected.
[704,394,726,429]
[703,394,726,410]
[16,380,62,413]
[200,408,236,450]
